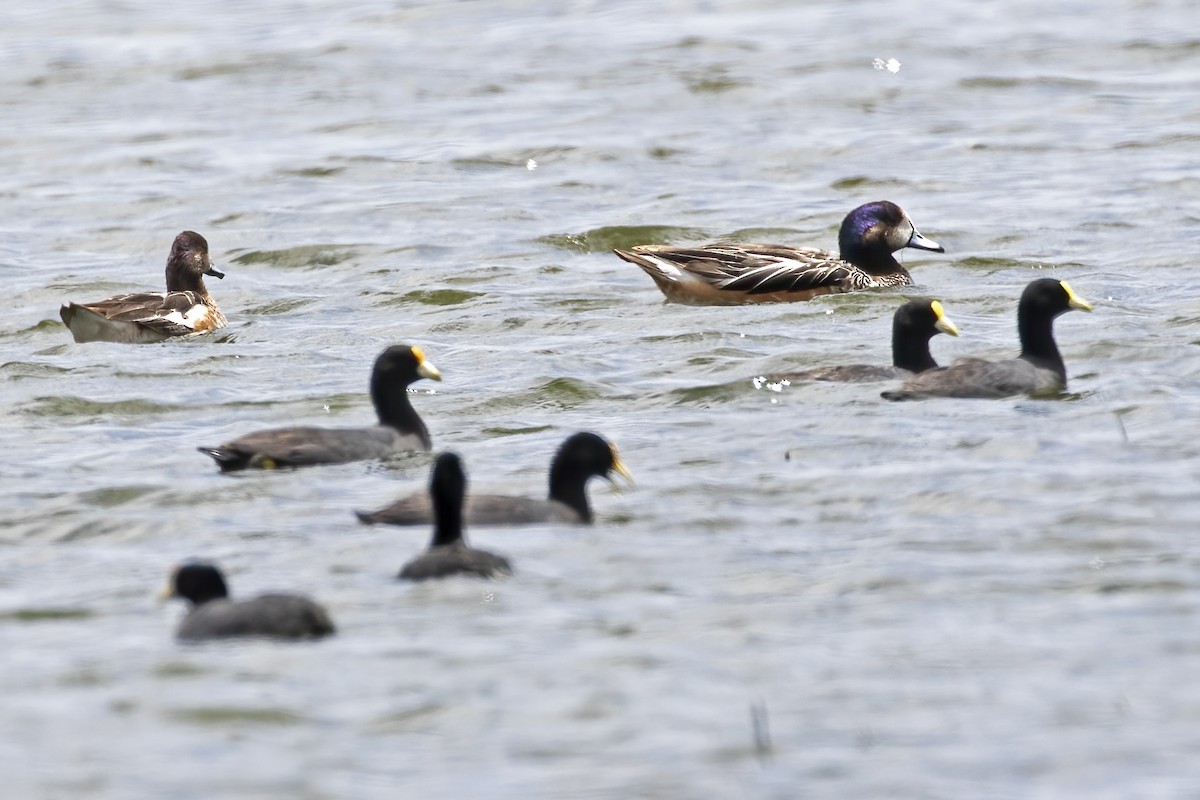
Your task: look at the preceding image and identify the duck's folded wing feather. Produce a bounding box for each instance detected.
[644,244,854,294]
[79,291,198,321]
[75,291,208,336]
[721,260,856,294]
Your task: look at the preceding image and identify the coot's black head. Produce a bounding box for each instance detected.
[838,201,944,268]
[373,344,443,387]
[1014,279,1092,367]
[166,562,230,607]
[369,345,442,443]
[1020,278,1094,318]
[895,298,959,339]
[553,432,634,484]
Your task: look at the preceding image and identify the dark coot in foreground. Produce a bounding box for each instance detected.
[163,562,335,641]
[398,452,513,581]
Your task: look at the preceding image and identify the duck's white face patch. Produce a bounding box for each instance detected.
[885,219,916,251]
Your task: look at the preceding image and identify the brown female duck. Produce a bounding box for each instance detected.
[60,230,226,343]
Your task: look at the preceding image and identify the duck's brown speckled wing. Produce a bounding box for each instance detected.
[634,244,859,294]
[81,291,195,320]
[71,291,215,336]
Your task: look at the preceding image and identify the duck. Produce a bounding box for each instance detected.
[398,452,513,581]
[198,344,441,471]
[60,230,227,343]
[881,279,1092,400]
[162,562,335,641]
[760,298,959,384]
[356,431,634,526]
[612,201,944,305]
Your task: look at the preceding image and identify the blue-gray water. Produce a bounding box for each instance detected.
[3,0,1200,796]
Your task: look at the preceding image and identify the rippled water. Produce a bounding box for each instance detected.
[4,0,1200,796]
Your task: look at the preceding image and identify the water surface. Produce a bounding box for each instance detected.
[3,0,1200,796]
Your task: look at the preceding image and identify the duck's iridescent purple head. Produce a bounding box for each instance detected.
[837,201,944,271]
